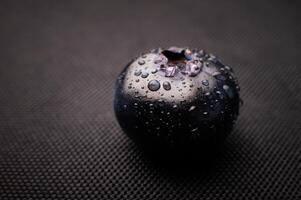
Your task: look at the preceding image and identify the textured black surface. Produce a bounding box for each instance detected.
[0,0,299,199]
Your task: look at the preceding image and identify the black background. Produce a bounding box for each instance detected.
[0,0,299,199]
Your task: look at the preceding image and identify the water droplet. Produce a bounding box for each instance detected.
[151,48,162,53]
[225,66,231,71]
[173,104,177,108]
[151,69,158,74]
[187,62,202,77]
[138,60,145,65]
[134,70,142,76]
[205,92,210,96]
[154,59,161,64]
[141,71,149,78]
[134,103,138,106]
[123,105,127,109]
[135,79,140,82]
[148,80,160,91]
[163,81,171,90]
[199,50,206,56]
[189,105,196,111]
[213,72,226,80]
[189,84,194,88]
[191,127,198,132]
[184,48,192,58]
[203,111,208,115]
[202,80,209,86]
[212,72,221,76]
[223,85,229,90]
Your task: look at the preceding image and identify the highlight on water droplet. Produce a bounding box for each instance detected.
[189,105,196,111]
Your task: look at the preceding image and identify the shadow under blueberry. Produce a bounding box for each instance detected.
[124,125,256,180]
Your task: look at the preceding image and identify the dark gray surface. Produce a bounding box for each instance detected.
[0,0,299,199]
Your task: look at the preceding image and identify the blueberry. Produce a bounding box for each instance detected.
[114,47,241,156]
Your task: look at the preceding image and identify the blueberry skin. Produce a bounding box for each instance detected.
[114,47,240,155]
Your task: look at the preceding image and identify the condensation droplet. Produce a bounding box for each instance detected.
[138,60,145,65]
[225,66,231,71]
[135,79,140,82]
[151,69,158,74]
[202,80,209,86]
[223,85,229,90]
[134,70,142,76]
[203,111,208,115]
[154,59,161,64]
[191,127,198,132]
[163,81,171,90]
[189,105,196,111]
[148,80,160,91]
[141,71,149,78]
[214,73,226,80]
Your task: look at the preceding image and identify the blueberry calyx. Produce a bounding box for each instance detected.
[156,47,203,78]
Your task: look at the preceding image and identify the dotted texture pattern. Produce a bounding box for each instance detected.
[0,0,299,199]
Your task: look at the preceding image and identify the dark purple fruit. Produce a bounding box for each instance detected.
[114,47,240,156]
